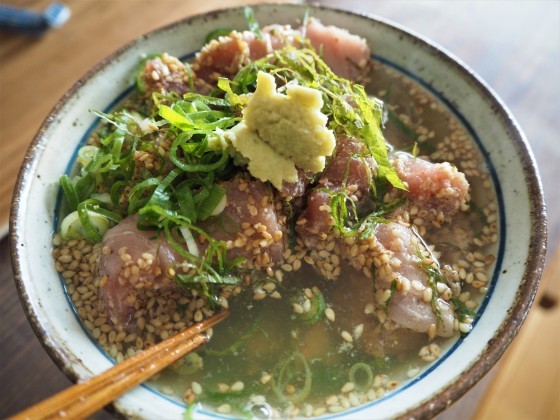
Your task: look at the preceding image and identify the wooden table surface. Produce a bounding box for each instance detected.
[0,0,558,418]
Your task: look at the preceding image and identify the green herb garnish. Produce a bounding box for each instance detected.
[450,295,476,323]
[244,6,262,39]
[204,28,233,44]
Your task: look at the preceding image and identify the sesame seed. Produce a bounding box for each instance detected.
[192,382,202,395]
[230,381,244,392]
[293,303,304,314]
[341,382,355,393]
[325,395,339,406]
[217,404,231,414]
[325,307,335,322]
[423,287,433,303]
[459,323,473,333]
[341,331,353,342]
[353,324,364,340]
[217,383,230,392]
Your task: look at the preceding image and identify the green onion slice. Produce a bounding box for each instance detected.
[348,362,374,392]
[77,145,99,167]
[271,352,312,403]
[60,209,110,242]
[169,352,203,376]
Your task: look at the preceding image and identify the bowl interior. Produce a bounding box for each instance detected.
[10,3,546,419]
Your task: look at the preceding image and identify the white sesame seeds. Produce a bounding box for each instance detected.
[325,395,339,406]
[364,303,375,314]
[230,381,244,392]
[459,323,473,333]
[411,280,424,292]
[341,331,353,343]
[428,323,437,340]
[419,343,440,362]
[325,307,335,322]
[217,383,230,392]
[340,382,355,393]
[217,404,231,414]
[262,282,276,293]
[353,324,364,340]
[422,287,433,303]
[191,381,202,395]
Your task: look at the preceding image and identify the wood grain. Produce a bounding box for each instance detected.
[0,1,558,418]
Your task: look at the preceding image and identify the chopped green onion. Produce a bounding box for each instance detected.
[294,288,326,324]
[179,226,199,257]
[348,362,374,392]
[169,352,203,375]
[271,352,312,403]
[60,209,110,241]
[77,145,99,167]
[60,174,80,211]
[197,184,226,221]
[169,138,230,173]
[127,177,161,214]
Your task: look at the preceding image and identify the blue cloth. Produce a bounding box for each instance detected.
[0,2,70,35]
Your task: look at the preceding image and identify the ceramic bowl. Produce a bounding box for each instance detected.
[10,3,547,419]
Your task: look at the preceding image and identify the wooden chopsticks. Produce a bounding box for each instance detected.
[12,310,229,420]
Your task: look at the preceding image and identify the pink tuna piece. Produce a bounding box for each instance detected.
[100,176,288,326]
[139,53,191,97]
[305,18,371,81]
[99,215,182,326]
[192,31,251,84]
[319,136,375,192]
[297,136,375,246]
[280,168,311,201]
[203,175,286,265]
[192,26,301,84]
[374,222,455,337]
[393,152,469,218]
[296,190,333,248]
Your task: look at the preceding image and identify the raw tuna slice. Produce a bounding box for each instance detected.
[99,215,181,326]
[392,152,469,218]
[374,222,455,337]
[305,18,371,81]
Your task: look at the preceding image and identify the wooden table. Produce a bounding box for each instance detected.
[1,1,558,418]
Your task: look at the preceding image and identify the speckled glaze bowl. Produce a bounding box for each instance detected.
[10,3,547,419]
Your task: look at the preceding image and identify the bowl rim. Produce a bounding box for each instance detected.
[9,3,547,419]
